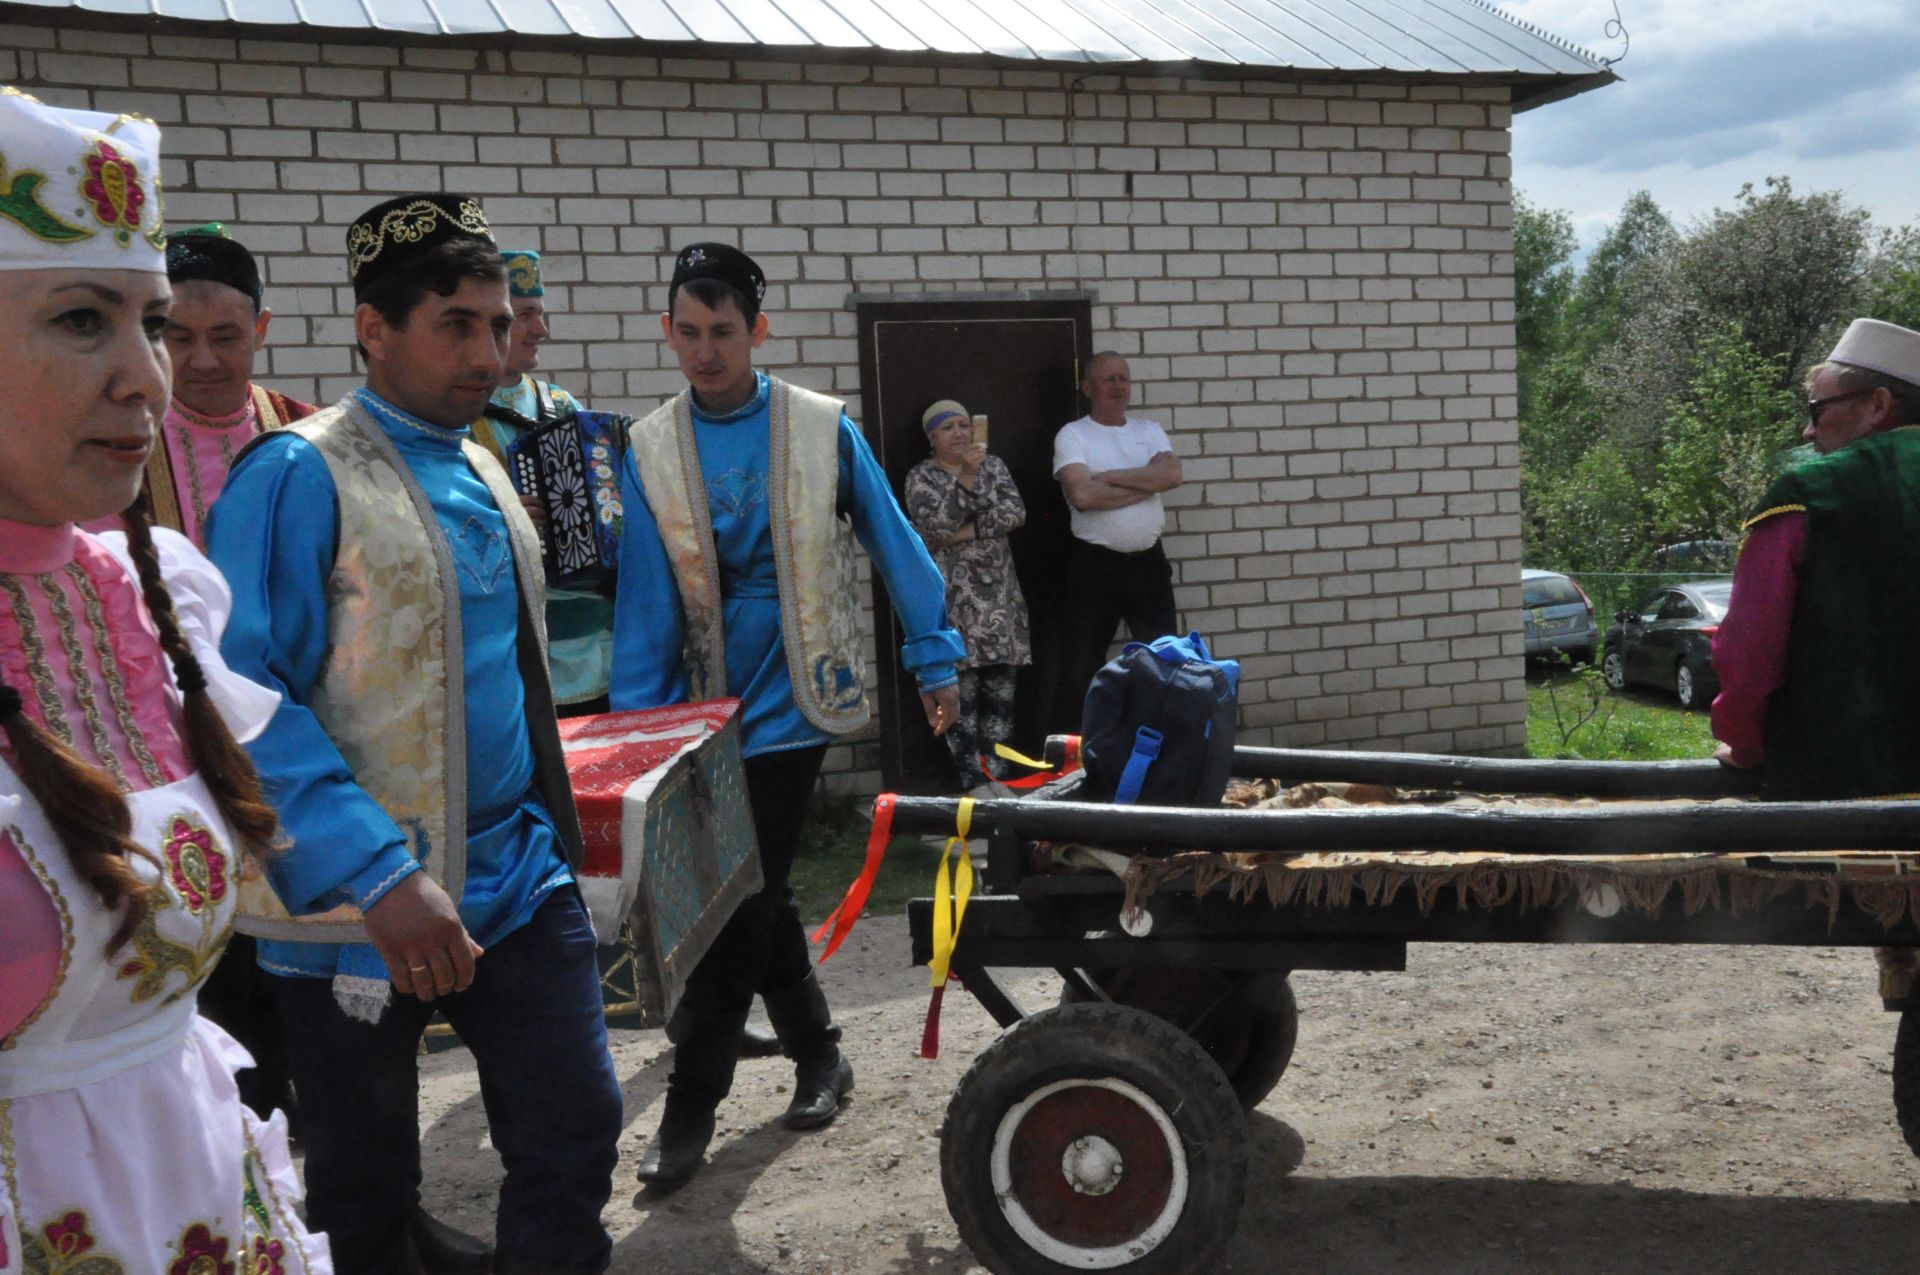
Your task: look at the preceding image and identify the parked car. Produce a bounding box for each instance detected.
[1522,569,1599,665]
[1600,580,1732,709]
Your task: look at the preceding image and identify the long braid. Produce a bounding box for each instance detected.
[0,681,156,951]
[120,488,281,860]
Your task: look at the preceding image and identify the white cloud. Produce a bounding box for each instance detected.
[1506,0,1920,249]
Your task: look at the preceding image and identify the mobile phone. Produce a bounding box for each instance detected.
[971,414,989,446]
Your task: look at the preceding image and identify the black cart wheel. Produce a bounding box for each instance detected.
[1063,969,1298,1110]
[1894,1005,1920,1158]
[940,1003,1249,1275]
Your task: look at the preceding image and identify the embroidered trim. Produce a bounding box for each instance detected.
[36,572,126,790]
[1741,502,1808,531]
[67,563,166,788]
[169,418,212,532]
[0,150,92,244]
[0,1099,16,1224]
[78,137,146,249]
[345,198,490,279]
[240,1116,317,1273]
[0,827,73,1052]
[0,576,72,749]
[358,858,418,908]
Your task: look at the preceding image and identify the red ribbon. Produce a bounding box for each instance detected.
[810,793,897,961]
[919,981,946,1059]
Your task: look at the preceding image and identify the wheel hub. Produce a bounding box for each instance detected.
[1063,1135,1124,1196]
[990,1078,1188,1268]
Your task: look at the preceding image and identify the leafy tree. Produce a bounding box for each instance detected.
[1651,327,1799,541]
[1513,192,1577,417]
[1566,189,1674,356]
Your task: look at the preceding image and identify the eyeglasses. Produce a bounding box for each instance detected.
[1808,387,1874,426]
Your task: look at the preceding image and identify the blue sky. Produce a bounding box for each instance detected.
[1504,0,1920,252]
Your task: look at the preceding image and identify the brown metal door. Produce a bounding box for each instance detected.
[855,297,1092,794]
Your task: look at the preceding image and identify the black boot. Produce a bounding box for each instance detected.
[411,1208,492,1274]
[666,1000,782,1059]
[634,1095,718,1190]
[637,1006,746,1189]
[763,972,854,1130]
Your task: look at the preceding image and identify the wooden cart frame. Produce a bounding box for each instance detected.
[890,747,1920,1275]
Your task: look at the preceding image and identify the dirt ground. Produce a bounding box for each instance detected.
[415,915,1920,1275]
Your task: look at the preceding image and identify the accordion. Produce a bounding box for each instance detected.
[504,409,631,588]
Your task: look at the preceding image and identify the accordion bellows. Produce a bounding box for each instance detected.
[506,409,631,586]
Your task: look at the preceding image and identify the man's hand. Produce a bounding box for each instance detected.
[519,493,550,546]
[363,872,485,1002]
[922,684,961,736]
[1713,742,1757,769]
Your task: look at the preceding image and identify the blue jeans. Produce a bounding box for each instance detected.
[273,889,622,1274]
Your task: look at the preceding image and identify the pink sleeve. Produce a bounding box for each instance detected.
[0,830,64,1042]
[1710,513,1807,767]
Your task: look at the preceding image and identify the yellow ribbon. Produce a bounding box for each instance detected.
[993,742,1051,770]
[928,797,975,988]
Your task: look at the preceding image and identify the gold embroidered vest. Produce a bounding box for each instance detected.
[628,376,870,734]
[234,397,582,943]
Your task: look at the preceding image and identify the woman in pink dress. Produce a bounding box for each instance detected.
[0,88,330,1272]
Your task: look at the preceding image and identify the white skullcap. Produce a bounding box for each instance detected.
[1827,318,1920,387]
[0,87,165,274]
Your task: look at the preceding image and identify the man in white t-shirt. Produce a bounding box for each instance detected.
[1050,351,1185,727]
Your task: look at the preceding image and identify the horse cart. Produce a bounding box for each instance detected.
[877,745,1920,1275]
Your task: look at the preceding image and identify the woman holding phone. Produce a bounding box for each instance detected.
[904,400,1033,795]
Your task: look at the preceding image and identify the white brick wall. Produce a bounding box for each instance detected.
[10,23,1530,789]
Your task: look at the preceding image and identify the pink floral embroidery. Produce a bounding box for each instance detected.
[79,139,145,247]
[44,1211,95,1258]
[163,815,228,914]
[245,1237,286,1275]
[168,1223,235,1275]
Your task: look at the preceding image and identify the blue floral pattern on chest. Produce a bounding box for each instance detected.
[707,467,767,520]
[453,514,511,594]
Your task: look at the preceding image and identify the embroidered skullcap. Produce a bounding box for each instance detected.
[0,86,166,274]
[922,399,969,435]
[1826,318,1920,391]
[669,242,766,311]
[166,223,263,308]
[346,193,494,296]
[502,249,544,298]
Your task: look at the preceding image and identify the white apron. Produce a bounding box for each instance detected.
[0,754,330,1272]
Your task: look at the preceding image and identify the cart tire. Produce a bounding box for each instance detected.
[1893,1006,1920,1158]
[1063,970,1298,1110]
[939,1003,1248,1275]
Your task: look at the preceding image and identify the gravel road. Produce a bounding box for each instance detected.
[416,915,1920,1274]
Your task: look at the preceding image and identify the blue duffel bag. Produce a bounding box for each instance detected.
[1079,631,1240,807]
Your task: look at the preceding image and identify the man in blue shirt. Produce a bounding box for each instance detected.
[209,196,622,1274]
[614,243,964,1187]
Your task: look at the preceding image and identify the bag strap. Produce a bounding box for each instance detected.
[1112,725,1163,806]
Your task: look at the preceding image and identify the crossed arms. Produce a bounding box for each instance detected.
[1057,451,1184,511]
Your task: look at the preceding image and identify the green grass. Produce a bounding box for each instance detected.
[789,669,1716,918]
[1525,662,1716,761]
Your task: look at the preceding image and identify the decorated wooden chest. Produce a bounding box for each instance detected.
[560,699,762,1028]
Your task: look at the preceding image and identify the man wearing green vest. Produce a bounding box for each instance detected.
[1712,317,1920,1003]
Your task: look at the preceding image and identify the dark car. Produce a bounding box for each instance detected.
[1522,569,1599,664]
[1601,581,1732,710]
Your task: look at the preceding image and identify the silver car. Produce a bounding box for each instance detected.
[1522,569,1599,665]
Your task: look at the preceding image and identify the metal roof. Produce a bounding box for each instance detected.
[7,0,1615,107]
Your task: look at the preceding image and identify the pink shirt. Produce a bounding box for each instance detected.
[1710,513,1808,768]
[0,518,190,1040]
[81,394,260,547]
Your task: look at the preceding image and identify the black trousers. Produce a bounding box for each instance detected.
[678,743,828,1027]
[1052,538,1178,731]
